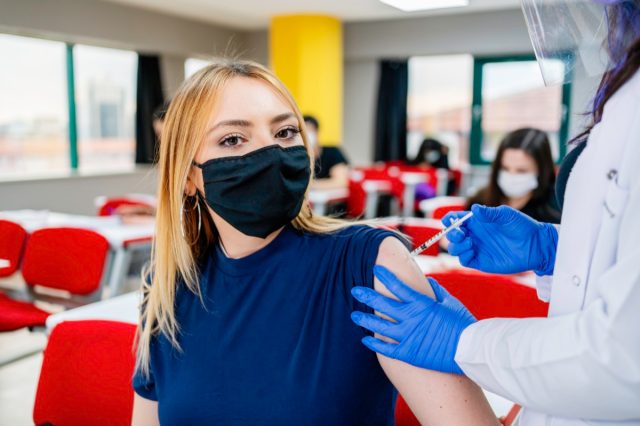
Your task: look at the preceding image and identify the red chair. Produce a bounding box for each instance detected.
[395,271,548,425]
[96,196,155,217]
[0,219,28,278]
[22,228,110,296]
[400,223,441,256]
[419,196,466,219]
[432,203,465,220]
[33,320,136,426]
[0,228,110,332]
[430,270,549,320]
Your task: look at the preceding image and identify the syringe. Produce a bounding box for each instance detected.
[410,211,473,256]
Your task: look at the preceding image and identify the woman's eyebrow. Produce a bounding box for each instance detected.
[208,119,252,133]
[208,113,295,133]
[271,113,296,125]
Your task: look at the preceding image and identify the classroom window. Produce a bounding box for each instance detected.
[74,45,137,172]
[407,55,473,168]
[470,57,570,164]
[0,34,68,178]
[185,58,211,79]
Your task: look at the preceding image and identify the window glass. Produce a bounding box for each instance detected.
[480,60,565,161]
[185,58,210,79]
[407,55,473,168]
[74,45,137,172]
[0,34,68,178]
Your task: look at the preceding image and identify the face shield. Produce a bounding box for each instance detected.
[521,0,635,86]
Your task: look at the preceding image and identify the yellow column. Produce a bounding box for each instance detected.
[270,15,342,147]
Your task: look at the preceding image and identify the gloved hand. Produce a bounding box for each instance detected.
[351,265,476,375]
[443,204,558,276]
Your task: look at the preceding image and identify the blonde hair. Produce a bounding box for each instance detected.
[136,59,353,377]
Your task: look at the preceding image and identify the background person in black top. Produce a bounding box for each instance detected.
[466,128,561,224]
[303,115,350,189]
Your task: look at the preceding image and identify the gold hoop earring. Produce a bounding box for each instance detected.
[180,196,202,240]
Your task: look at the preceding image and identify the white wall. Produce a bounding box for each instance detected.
[0,168,158,215]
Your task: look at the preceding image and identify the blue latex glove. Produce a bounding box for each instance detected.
[443,204,558,276]
[351,265,476,375]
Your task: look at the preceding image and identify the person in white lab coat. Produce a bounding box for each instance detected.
[350,1,640,424]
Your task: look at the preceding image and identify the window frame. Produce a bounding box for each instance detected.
[469,54,572,165]
[0,33,139,178]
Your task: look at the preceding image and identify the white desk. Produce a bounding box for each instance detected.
[45,291,140,333]
[308,188,349,216]
[0,210,154,297]
[400,172,430,218]
[362,180,393,219]
[0,259,9,268]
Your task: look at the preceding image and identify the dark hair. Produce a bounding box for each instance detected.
[471,128,556,207]
[153,99,171,121]
[303,115,319,130]
[571,5,640,144]
[409,138,449,168]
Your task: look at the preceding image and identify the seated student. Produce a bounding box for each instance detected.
[408,137,454,203]
[410,137,450,170]
[466,128,561,223]
[131,59,497,426]
[303,115,350,190]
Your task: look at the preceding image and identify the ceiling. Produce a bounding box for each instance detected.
[101,0,522,30]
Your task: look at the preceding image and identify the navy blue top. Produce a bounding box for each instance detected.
[133,225,400,425]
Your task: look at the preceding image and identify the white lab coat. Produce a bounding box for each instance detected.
[455,68,640,426]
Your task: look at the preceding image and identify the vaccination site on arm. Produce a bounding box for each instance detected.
[0,0,639,425]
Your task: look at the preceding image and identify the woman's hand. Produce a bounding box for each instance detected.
[444,204,558,275]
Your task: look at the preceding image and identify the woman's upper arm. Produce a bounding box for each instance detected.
[132,393,159,426]
[374,236,498,426]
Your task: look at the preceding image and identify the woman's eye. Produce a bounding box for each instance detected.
[219,135,243,147]
[276,127,300,139]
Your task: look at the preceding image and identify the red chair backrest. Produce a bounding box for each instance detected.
[429,270,549,320]
[400,225,441,256]
[432,203,465,220]
[22,228,110,295]
[0,220,28,277]
[97,198,153,217]
[33,320,136,426]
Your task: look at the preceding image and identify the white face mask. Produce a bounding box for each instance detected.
[426,151,441,164]
[497,170,538,199]
[307,131,318,148]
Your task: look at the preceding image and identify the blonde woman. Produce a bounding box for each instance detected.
[132,59,497,426]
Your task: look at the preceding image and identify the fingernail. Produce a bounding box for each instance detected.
[351,311,362,322]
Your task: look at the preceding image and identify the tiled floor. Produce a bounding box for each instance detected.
[0,330,45,426]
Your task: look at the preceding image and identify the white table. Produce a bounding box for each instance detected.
[0,210,154,297]
[362,180,393,219]
[308,187,349,216]
[45,291,140,333]
[400,172,430,218]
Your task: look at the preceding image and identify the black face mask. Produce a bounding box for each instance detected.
[193,145,310,239]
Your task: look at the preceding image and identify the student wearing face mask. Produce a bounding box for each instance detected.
[466,128,561,223]
[131,59,498,426]
[303,115,350,190]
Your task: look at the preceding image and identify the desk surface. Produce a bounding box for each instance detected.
[46,291,140,332]
[0,210,154,248]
